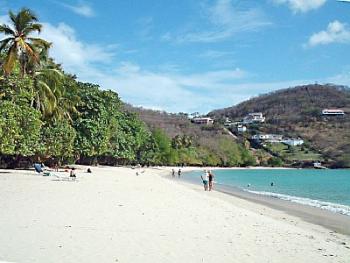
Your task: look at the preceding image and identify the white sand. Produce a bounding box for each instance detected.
[0,166,349,263]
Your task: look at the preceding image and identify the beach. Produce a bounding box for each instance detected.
[0,166,349,263]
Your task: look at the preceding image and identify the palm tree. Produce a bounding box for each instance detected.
[32,64,62,118]
[0,8,50,76]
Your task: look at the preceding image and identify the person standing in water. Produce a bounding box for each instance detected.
[178,169,182,178]
[171,169,175,178]
[208,170,214,191]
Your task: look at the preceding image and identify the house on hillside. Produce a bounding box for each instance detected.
[282,138,304,146]
[251,134,283,143]
[237,125,247,133]
[192,117,214,125]
[243,112,265,124]
[322,109,345,116]
[224,117,233,127]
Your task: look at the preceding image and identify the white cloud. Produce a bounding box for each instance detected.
[306,20,350,47]
[162,0,270,43]
[39,22,115,77]
[60,2,95,17]
[272,0,326,13]
[95,63,250,113]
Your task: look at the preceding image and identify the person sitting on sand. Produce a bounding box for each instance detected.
[201,170,209,191]
[208,170,214,191]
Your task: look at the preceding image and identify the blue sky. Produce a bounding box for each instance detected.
[1,0,350,113]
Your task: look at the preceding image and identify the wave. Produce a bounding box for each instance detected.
[245,190,350,216]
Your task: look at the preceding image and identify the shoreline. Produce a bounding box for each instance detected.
[161,166,350,236]
[205,182,350,235]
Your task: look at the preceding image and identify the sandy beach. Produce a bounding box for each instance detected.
[0,166,349,263]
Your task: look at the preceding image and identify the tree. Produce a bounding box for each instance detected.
[32,63,63,118]
[152,128,172,164]
[0,101,42,156]
[0,8,50,76]
[41,120,76,163]
[268,157,283,167]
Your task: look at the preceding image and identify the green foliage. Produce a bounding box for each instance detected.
[0,101,42,156]
[73,83,117,158]
[41,120,76,159]
[196,147,221,166]
[0,73,33,105]
[152,128,172,164]
[267,157,283,167]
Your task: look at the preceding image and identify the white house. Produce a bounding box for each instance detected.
[243,112,265,124]
[192,117,214,125]
[322,109,345,115]
[237,125,247,133]
[282,139,304,146]
[251,134,283,142]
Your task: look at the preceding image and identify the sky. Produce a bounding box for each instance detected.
[1,0,350,113]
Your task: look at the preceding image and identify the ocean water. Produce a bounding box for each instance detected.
[185,169,350,216]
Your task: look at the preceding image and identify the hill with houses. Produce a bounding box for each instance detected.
[209,84,350,168]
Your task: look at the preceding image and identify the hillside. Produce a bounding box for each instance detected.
[123,104,257,167]
[209,84,350,167]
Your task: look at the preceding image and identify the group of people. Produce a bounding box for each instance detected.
[34,162,93,180]
[171,168,182,178]
[201,170,214,191]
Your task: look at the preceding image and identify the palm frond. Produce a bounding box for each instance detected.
[36,79,57,113]
[0,24,15,36]
[0,38,13,53]
[17,8,39,33]
[8,10,17,28]
[28,37,51,49]
[22,23,42,35]
[3,45,17,75]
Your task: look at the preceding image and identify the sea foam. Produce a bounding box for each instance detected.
[246,190,350,216]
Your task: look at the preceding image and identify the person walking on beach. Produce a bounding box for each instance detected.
[208,170,214,191]
[201,170,209,191]
[178,169,182,178]
[172,169,175,178]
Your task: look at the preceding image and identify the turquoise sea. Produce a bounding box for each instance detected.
[185,169,350,216]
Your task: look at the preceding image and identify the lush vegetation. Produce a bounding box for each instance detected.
[0,8,256,168]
